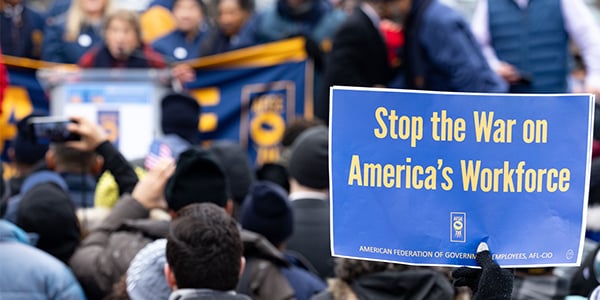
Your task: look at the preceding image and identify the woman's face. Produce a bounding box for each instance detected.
[80,0,107,15]
[218,0,249,37]
[105,18,139,59]
[173,0,204,33]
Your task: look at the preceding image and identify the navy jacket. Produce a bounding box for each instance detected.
[281,254,326,300]
[489,0,568,93]
[0,5,44,59]
[152,28,207,62]
[404,0,506,92]
[42,17,103,64]
[199,14,260,56]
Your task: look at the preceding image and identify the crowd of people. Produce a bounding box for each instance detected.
[4,0,600,299]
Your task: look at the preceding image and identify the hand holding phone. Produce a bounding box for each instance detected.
[64,116,109,152]
[28,117,81,144]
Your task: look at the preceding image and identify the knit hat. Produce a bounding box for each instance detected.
[240,181,293,247]
[126,239,171,300]
[209,141,255,204]
[288,126,329,189]
[164,148,229,212]
[13,113,50,165]
[16,182,81,264]
[161,93,200,144]
[256,163,290,193]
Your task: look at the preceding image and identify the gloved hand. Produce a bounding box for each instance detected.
[452,242,514,300]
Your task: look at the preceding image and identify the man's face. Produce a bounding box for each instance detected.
[218,0,249,37]
[105,19,139,59]
[173,0,203,33]
[384,0,411,23]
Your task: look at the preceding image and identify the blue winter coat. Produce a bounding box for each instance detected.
[0,5,44,59]
[404,0,507,92]
[0,220,86,300]
[151,28,207,62]
[42,16,103,64]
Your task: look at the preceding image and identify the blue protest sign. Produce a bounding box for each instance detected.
[329,87,594,267]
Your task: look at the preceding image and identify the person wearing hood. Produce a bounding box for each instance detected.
[311,258,454,300]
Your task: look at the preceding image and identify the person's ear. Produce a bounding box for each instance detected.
[92,156,104,175]
[45,149,56,170]
[164,263,178,290]
[225,199,234,216]
[239,256,246,277]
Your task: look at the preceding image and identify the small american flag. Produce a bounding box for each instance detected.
[145,140,173,170]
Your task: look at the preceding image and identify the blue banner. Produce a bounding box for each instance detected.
[185,37,312,165]
[0,38,313,165]
[330,87,594,267]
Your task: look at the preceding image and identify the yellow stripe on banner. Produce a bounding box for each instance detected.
[186,37,308,69]
[2,55,76,69]
[3,38,307,70]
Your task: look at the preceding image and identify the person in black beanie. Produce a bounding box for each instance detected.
[4,113,50,199]
[16,182,81,264]
[285,126,333,279]
[240,181,326,300]
[70,147,233,300]
[161,92,201,145]
[144,92,201,170]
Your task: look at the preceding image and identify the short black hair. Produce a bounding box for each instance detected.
[51,144,97,173]
[166,203,243,290]
[173,0,207,13]
[217,0,255,12]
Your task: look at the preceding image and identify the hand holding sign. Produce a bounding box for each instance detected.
[453,242,514,300]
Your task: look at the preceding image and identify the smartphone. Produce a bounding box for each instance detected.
[28,116,80,144]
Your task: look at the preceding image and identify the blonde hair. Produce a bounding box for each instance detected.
[65,0,113,41]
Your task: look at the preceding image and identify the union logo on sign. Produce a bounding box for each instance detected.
[450,212,466,243]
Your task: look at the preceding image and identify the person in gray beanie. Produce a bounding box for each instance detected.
[285,126,333,279]
[126,239,171,300]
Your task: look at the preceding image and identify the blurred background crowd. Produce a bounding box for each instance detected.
[4,0,600,299]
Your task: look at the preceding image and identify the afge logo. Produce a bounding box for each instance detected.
[450,212,466,243]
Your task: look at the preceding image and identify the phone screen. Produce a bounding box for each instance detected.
[29,117,80,144]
